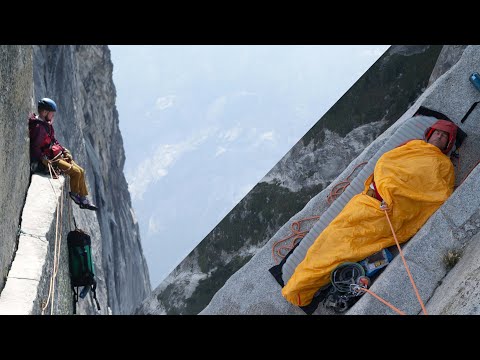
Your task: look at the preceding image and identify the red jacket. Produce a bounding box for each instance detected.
[28,113,64,161]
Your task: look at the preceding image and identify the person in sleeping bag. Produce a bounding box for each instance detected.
[282,119,458,306]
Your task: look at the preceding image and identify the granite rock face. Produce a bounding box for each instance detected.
[427,45,468,86]
[0,45,151,315]
[0,45,33,294]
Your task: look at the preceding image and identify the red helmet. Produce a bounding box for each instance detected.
[424,119,458,154]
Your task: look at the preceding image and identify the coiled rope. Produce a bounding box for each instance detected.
[272,162,367,264]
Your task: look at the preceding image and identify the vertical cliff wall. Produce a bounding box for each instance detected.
[0,45,33,293]
[0,45,151,314]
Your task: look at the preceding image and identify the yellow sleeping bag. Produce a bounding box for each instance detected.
[282,140,455,306]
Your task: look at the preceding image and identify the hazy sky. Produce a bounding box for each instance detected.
[109,45,390,287]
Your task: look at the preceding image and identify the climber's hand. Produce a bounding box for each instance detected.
[64,150,73,162]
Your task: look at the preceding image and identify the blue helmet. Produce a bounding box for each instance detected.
[38,98,57,112]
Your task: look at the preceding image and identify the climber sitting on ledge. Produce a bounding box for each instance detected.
[28,98,98,211]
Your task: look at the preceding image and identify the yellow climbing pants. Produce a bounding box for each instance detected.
[43,157,89,197]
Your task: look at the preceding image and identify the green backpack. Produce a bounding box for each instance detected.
[67,229,101,314]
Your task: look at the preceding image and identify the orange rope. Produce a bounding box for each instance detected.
[358,287,405,315]
[327,162,368,204]
[380,202,428,315]
[272,216,320,264]
[326,180,350,205]
[272,162,368,264]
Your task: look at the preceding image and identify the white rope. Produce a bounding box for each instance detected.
[41,162,65,315]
